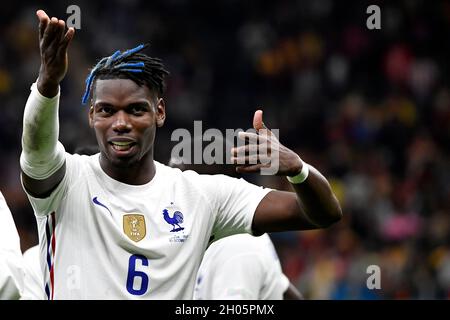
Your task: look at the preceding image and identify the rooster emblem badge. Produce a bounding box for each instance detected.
[162,209,184,232]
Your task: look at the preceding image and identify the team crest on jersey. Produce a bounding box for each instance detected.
[162,205,184,232]
[123,214,146,242]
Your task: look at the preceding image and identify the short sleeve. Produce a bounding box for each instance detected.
[201,174,272,240]
[21,153,79,217]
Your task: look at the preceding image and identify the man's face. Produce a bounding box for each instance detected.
[89,79,165,169]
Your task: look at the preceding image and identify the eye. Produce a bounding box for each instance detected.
[97,105,113,115]
[130,105,147,115]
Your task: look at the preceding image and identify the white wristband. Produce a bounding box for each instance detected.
[287,161,309,184]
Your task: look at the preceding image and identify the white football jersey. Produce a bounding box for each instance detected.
[23,153,271,299]
[21,245,45,300]
[193,233,289,300]
[0,191,26,299]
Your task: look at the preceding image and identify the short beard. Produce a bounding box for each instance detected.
[101,149,140,169]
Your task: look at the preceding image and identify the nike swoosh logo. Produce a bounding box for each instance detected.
[92,197,113,216]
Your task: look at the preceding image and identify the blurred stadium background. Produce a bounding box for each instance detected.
[1,0,449,299]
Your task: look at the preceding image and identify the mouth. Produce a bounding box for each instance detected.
[108,140,137,155]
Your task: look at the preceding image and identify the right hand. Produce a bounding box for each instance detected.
[36,10,75,97]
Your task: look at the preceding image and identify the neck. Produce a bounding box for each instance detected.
[99,152,156,185]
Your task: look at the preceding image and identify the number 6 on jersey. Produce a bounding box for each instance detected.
[126,254,150,295]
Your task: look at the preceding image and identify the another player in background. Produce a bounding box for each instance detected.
[19,10,341,299]
[0,192,25,299]
[21,245,45,300]
[193,233,303,300]
[168,159,302,300]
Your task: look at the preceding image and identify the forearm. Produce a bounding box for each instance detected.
[20,81,65,179]
[37,75,59,98]
[290,163,342,227]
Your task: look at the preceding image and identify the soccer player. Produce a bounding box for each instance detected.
[0,192,26,299]
[21,245,45,300]
[193,233,303,300]
[168,159,302,300]
[19,10,342,299]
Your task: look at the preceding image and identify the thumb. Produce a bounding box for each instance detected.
[253,109,266,131]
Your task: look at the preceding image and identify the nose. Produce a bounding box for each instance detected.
[112,110,132,133]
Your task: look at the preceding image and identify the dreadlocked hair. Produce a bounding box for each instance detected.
[81,43,169,105]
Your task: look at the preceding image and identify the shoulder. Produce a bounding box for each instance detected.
[155,161,224,189]
[66,152,98,165]
[59,153,102,193]
[64,152,95,171]
[65,152,102,177]
[23,245,40,261]
[155,161,263,189]
[179,169,259,191]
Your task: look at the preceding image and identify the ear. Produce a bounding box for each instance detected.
[88,106,94,128]
[156,98,166,128]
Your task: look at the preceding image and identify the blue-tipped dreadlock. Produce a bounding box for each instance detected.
[81,43,169,105]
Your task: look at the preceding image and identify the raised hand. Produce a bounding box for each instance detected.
[231,110,303,176]
[36,10,75,97]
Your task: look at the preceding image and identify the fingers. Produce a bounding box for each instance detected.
[231,154,260,164]
[231,109,277,173]
[59,27,75,52]
[36,9,48,21]
[49,19,66,51]
[36,10,49,23]
[231,153,271,164]
[231,141,273,165]
[39,14,64,48]
[238,131,259,142]
[233,130,273,161]
[41,17,60,49]
[37,10,49,40]
[231,144,260,156]
[237,130,273,142]
[55,19,67,43]
[235,163,271,174]
[41,15,73,56]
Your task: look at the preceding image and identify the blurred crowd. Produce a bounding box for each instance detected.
[0,0,449,299]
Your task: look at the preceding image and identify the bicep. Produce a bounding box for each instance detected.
[252,190,319,235]
[21,162,66,199]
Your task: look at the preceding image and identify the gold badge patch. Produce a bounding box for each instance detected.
[123,214,146,242]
